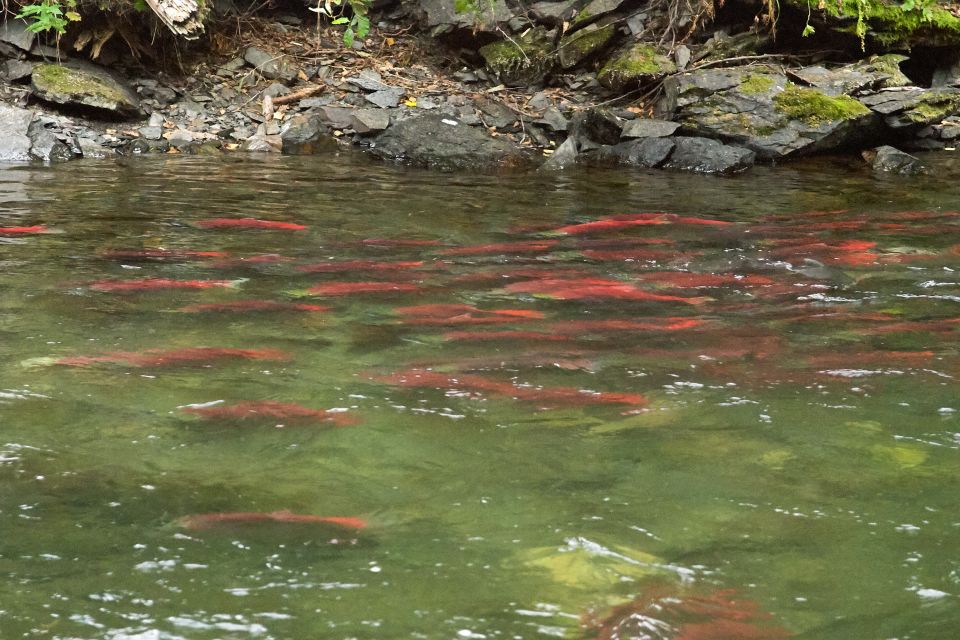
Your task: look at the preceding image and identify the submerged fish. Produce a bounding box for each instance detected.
[0,225,48,235]
[396,304,544,325]
[584,583,792,640]
[177,511,366,531]
[442,330,571,342]
[554,213,732,235]
[297,260,425,273]
[505,277,705,303]
[360,238,441,247]
[89,278,240,292]
[307,282,420,296]
[635,272,775,289]
[196,218,307,231]
[178,300,329,313]
[55,347,291,368]
[100,249,228,261]
[438,240,559,256]
[180,401,355,427]
[376,369,647,407]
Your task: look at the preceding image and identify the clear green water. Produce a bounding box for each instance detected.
[1,154,958,639]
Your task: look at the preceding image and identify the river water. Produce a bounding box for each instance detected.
[1,153,958,639]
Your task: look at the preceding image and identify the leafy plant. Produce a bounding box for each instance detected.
[900,0,935,21]
[15,0,81,35]
[310,0,370,47]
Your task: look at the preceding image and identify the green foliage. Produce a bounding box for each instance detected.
[310,0,370,47]
[900,0,936,22]
[15,0,80,36]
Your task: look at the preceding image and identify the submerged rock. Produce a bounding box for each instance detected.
[31,63,140,118]
[0,103,34,162]
[369,113,526,171]
[538,136,579,171]
[666,66,878,160]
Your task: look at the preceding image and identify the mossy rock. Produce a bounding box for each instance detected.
[785,0,960,48]
[31,63,140,117]
[478,28,557,86]
[557,23,617,69]
[598,43,677,92]
[772,84,871,126]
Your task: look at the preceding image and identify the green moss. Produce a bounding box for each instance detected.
[478,30,556,85]
[789,0,960,47]
[739,73,776,95]
[773,83,870,125]
[902,92,960,124]
[32,64,126,103]
[557,24,615,68]
[598,43,677,90]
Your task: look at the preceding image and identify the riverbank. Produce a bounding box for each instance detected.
[2,0,960,174]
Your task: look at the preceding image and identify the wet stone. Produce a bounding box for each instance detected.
[538,137,579,171]
[316,106,356,130]
[370,113,527,171]
[661,136,755,174]
[138,126,163,140]
[595,137,675,168]
[867,145,925,175]
[568,108,622,145]
[280,113,337,154]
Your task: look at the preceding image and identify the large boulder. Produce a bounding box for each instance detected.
[0,103,34,162]
[664,65,879,160]
[31,63,140,118]
[369,113,527,171]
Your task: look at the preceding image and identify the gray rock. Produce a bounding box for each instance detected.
[27,122,74,163]
[347,70,390,92]
[787,58,908,97]
[280,114,336,154]
[474,96,517,129]
[568,108,622,145]
[595,137,675,167]
[77,137,112,158]
[530,0,579,24]
[412,0,512,34]
[665,66,879,160]
[0,103,34,162]
[675,44,691,70]
[661,136,754,174]
[350,109,391,134]
[538,137,578,171]
[220,57,246,72]
[535,106,568,132]
[316,106,356,130]
[242,134,283,152]
[0,19,35,53]
[860,88,960,130]
[31,62,141,118]
[1,59,33,82]
[263,82,291,98]
[370,113,527,171]
[365,88,403,109]
[620,118,680,139]
[148,112,165,127]
[577,0,629,23]
[932,54,960,88]
[867,145,925,175]
[243,46,295,82]
[125,138,170,154]
[139,126,163,140]
[528,91,551,111]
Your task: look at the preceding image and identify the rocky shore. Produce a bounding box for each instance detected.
[3,0,960,174]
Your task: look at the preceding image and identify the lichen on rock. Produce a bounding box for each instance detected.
[31,63,140,117]
[478,28,557,86]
